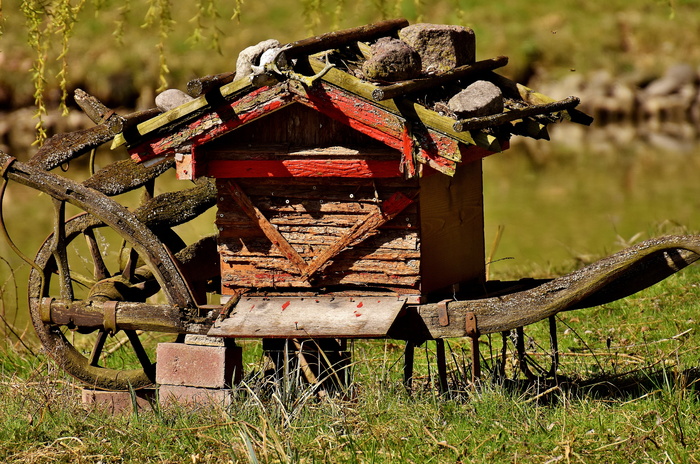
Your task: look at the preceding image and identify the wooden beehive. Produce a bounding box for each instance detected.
[120,20,589,321]
[199,103,489,302]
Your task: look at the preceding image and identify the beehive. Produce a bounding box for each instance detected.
[121,20,588,328]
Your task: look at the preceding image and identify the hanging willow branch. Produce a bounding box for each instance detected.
[12,0,446,145]
[142,0,175,92]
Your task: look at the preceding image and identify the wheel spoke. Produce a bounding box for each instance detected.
[84,228,110,281]
[88,329,109,367]
[125,330,153,373]
[52,199,73,300]
[122,248,139,282]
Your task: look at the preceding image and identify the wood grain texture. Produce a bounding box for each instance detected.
[216,178,421,294]
[207,296,407,338]
[418,160,486,295]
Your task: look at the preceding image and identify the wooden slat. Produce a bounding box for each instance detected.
[222,255,420,276]
[227,181,309,275]
[112,77,254,148]
[307,56,498,151]
[301,191,414,278]
[371,56,509,101]
[219,213,418,230]
[418,161,486,294]
[219,228,419,251]
[204,159,402,178]
[207,296,407,338]
[221,244,421,261]
[453,96,581,132]
[222,266,420,288]
[129,84,294,162]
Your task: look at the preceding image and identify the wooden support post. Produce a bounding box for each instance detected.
[465,312,481,385]
[470,335,481,385]
[547,316,560,377]
[515,326,535,380]
[435,339,448,395]
[404,340,415,391]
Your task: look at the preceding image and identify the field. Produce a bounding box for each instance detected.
[2,0,700,462]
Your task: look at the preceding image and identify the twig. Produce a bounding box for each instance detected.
[523,385,561,403]
[423,426,459,452]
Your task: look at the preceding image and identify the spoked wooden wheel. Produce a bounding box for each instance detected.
[28,212,186,390]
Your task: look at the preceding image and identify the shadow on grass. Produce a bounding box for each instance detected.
[493,367,700,406]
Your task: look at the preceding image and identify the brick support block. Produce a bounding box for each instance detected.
[156,342,243,388]
[159,385,232,408]
[82,389,156,414]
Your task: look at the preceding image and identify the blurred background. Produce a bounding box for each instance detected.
[1,0,699,337]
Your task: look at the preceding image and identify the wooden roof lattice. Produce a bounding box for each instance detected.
[108,19,591,178]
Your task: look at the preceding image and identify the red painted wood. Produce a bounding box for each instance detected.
[205,159,402,178]
[291,83,405,151]
[128,80,501,178]
[400,124,416,178]
[130,84,293,162]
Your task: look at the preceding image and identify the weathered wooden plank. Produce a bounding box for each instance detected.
[218,211,418,229]
[371,56,509,101]
[187,71,236,97]
[129,84,294,162]
[218,229,419,250]
[205,145,400,161]
[222,255,420,276]
[207,296,407,338]
[290,80,406,152]
[418,160,486,294]
[217,195,416,215]
[217,178,418,199]
[222,265,420,288]
[112,76,255,149]
[220,244,421,261]
[201,103,395,151]
[226,181,309,275]
[284,19,409,58]
[307,57,482,149]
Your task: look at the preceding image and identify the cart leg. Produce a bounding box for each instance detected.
[546,316,560,377]
[404,340,415,391]
[263,338,350,391]
[470,334,481,385]
[515,326,536,380]
[435,339,448,394]
[499,331,509,378]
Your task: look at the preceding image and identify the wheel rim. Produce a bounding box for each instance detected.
[28,213,182,390]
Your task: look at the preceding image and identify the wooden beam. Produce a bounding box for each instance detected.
[284,19,409,57]
[227,181,309,276]
[453,96,581,132]
[371,56,509,101]
[112,76,255,149]
[307,56,485,149]
[129,84,294,163]
[207,296,407,338]
[205,159,402,178]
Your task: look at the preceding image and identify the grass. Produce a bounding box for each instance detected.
[1,1,700,461]
[1,136,700,462]
[2,259,700,462]
[0,0,698,109]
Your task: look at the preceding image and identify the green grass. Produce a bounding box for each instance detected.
[2,257,700,462]
[2,1,700,461]
[0,0,698,109]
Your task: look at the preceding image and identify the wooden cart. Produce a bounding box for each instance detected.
[2,20,699,390]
